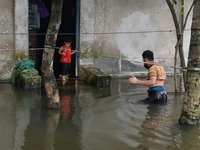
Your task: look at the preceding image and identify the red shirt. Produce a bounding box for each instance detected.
[60,45,72,63]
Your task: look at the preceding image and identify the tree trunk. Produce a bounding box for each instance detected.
[179,0,200,124]
[41,0,63,108]
[166,0,187,91]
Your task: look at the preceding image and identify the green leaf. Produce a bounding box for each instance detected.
[179,4,184,10]
[173,0,177,5]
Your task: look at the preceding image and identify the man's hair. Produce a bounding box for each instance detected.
[142,50,154,61]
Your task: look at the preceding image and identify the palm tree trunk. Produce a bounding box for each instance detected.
[41,0,63,108]
[179,0,200,124]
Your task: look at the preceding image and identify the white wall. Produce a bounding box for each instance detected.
[0,0,29,80]
[14,0,29,51]
[0,0,193,79]
[80,0,193,73]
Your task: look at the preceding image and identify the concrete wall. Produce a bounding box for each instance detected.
[0,0,193,80]
[80,0,193,74]
[0,0,28,81]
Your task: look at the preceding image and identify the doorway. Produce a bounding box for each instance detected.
[29,0,79,78]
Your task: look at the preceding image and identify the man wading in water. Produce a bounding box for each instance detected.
[129,50,167,103]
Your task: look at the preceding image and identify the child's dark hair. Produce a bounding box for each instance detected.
[64,37,72,43]
[142,50,154,61]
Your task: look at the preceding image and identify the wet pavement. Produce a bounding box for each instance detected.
[0,77,200,150]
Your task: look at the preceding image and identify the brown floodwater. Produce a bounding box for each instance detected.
[0,77,200,150]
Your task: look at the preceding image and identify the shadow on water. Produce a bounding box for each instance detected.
[0,77,200,150]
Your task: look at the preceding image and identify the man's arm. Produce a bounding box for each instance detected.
[129,76,157,87]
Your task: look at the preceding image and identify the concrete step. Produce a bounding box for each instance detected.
[80,65,111,87]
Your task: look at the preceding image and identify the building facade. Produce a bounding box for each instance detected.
[80,0,193,74]
[0,0,193,81]
[0,0,29,80]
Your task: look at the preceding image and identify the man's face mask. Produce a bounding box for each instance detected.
[144,63,150,69]
[143,58,150,69]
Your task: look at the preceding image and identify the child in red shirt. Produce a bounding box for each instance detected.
[58,38,76,80]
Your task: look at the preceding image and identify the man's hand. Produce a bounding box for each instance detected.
[129,76,138,84]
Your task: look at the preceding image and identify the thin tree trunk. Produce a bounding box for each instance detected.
[179,0,200,124]
[166,0,187,91]
[41,0,63,108]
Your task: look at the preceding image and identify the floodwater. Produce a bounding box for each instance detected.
[0,77,200,150]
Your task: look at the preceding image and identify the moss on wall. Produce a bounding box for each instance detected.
[79,65,111,87]
[80,49,100,58]
[11,51,29,61]
[0,51,29,80]
[0,61,14,78]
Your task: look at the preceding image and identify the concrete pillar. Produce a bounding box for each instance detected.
[0,0,29,80]
[14,0,29,51]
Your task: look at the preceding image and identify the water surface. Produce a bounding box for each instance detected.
[0,78,200,150]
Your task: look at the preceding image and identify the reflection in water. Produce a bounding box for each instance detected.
[21,109,59,150]
[138,104,168,148]
[60,89,71,119]
[14,109,30,150]
[0,78,200,150]
[61,79,68,86]
[0,83,16,150]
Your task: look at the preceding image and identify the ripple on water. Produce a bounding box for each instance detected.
[113,92,187,150]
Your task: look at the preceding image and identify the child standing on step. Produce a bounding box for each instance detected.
[58,38,76,80]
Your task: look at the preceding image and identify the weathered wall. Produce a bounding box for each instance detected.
[0,0,193,80]
[0,0,28,81]
[80,0,193,74]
